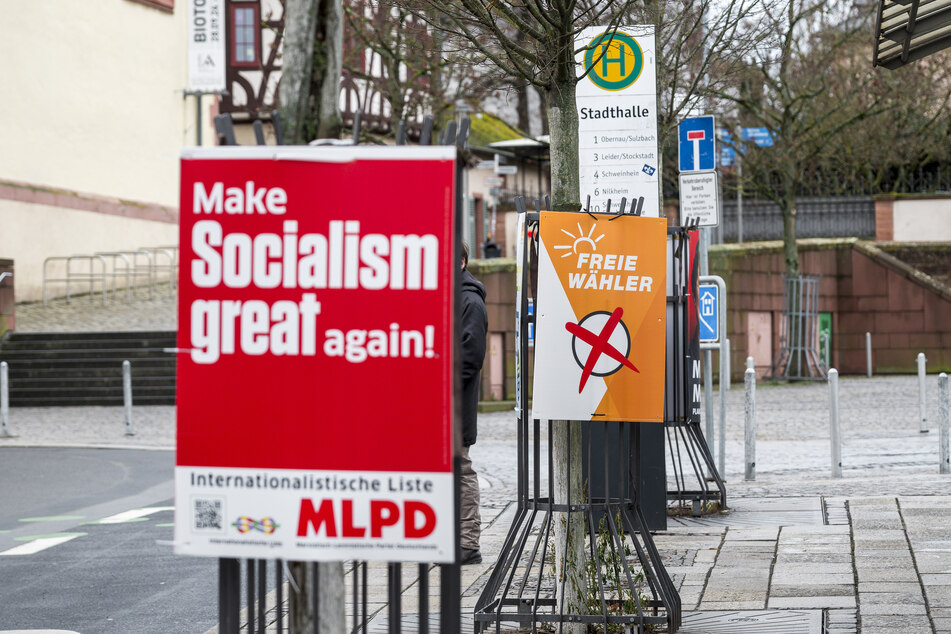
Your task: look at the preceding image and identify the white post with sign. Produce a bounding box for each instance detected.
[187,0,226,92]
[678,116,720,228]
[699,275,727,469]
[576,26,659,216]
[680,172,720,227]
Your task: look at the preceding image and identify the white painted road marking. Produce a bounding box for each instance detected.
[0,534,83,556]
[97,506,174,524]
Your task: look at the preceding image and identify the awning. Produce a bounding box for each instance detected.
[874,0,951,69]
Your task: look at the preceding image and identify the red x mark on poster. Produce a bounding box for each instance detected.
[565,306,640,393]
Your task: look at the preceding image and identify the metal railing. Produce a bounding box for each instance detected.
[42,247,178,305]
[718,196,875,242]
[140,246,178,293]
[219,558,457,633]
[43,255,108,305]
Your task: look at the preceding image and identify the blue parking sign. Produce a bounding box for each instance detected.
[698,284,719,342]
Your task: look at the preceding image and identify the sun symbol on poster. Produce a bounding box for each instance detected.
[552,222,605,258]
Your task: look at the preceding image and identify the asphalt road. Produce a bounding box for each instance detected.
[0,447,220,634]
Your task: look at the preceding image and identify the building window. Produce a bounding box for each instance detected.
[231,4,260,67]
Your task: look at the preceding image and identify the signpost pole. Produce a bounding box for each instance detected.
[700,231,714,456]
[718,338,728,477]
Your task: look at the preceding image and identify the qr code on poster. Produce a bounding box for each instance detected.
[193,497,225,532]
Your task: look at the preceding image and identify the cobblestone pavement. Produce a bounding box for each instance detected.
[5,296,951,632]
[12,285,177,332]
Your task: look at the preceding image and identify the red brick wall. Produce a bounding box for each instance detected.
[875,197,894,241]
[468,259,518,401]
[710,240,951,377]
[0,259,13,336]
[464,241,951,397]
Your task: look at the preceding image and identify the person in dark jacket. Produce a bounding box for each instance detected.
[459,241,487,565]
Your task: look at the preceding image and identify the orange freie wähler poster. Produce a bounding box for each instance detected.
[532,211,666,422]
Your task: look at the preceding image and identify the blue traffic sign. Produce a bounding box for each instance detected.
[719,127,774,168]
[528,298,535,346]
[679,116,716,173]
[698,283,719,342]
[741,127,774,147]
[719,130,735,167]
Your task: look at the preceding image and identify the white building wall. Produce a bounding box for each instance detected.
[0,0,190,302]
[0,200,179,302]
[1,1,189,206]
[893,198,951,242]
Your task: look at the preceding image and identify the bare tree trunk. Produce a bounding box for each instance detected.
[546,75,586,632]
[314,0,343,139]
[546,80,580,211]
[280,0,319,144]
[781,176,799,278]
[281,2,345,628]
[516,83,531,134]
[539,91,550,136]
[552,420,587,631]
[279,0,343,143]
[288,561,345,634]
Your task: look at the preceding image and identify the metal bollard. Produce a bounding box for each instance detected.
[724,338,732,390]
[744,368,756,481]
[123,360,135,436]
[918,353,928,433]
[746,356,754,371]
[1,361,10,438]
[866,332,872,378]
[718,339,728,477]
[939,373,949,475]
[829,368,842,478]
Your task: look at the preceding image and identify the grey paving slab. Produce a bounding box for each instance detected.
[860,591,927,605]
[768,595,857,609]
[680,609,822,633]
[768,584,854,597]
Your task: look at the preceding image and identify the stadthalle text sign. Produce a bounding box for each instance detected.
[576,25,659,217]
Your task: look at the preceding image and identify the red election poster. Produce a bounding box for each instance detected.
[174,146,456,563]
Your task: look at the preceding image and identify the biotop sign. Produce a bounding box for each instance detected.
[174,146,457,563]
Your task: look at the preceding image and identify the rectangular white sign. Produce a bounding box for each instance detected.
[187,0,226,92]
[679,171,720,227]
[175,468,454,562]
[576,26,659,217]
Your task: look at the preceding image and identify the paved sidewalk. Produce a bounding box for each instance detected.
[4,296,951,632]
